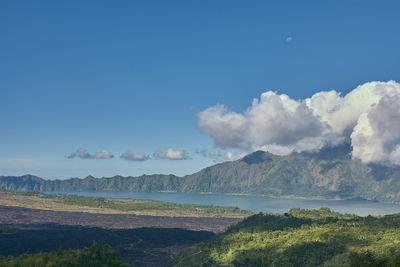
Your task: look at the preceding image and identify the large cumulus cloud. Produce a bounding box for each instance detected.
[351,94,400,165]
[197,80,400,165]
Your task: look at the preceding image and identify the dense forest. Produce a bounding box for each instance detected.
[2,145,400,203]
[177,208,400,267]
[0,242,129,267]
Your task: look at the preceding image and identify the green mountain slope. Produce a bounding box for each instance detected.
[181,145,400,202]
[0,174,183,192]
[176,208,400,267]
[2,145,400,203]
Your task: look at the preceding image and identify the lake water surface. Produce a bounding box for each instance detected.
[52,191,400,216]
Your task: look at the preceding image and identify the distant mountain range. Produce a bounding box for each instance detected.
[2,145,400,203]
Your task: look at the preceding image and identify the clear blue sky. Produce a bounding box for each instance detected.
[1,0,400,179]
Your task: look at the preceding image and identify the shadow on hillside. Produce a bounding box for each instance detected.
[226,213,313,234]
[0,223,214,267]
[368,163,398,181]
[242,151,273,165]
[231,241,345,267]
[300,144,352,160]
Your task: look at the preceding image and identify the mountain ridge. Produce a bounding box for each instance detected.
[2,145,400,203]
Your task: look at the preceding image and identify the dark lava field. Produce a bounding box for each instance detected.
[0,205,241,266]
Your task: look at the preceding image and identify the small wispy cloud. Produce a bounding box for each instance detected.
[286,36,293,42]
[196,149,242,162]
[153,148,189,160]
[66,148,114,159]
[120,150,150,161]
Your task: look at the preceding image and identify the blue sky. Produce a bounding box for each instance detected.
[1,0,400,179]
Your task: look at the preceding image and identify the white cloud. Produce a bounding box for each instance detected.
[305,81,399,135]
[198,91,337,155]
[286,36,292,42]
[351,94,400,165]
[197,80,400,165]
[153,148,189,160]
[66,148,114,159]
[120,150,150,161]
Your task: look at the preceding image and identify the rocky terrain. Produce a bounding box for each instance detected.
[0,205,240,233]
[0,205,241,266]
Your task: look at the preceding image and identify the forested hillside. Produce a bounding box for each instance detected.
[176,208,400,267]
[0,242,128,267]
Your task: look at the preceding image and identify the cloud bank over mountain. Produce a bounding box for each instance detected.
[195,149,243,162]
[198,81,400,165]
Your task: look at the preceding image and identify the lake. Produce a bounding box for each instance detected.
[51,191,400,216]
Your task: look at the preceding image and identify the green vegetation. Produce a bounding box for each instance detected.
[2,145,400,203]
[0,226,19,235]
[176,208,400,267]
[349,251,400,267]
[0,190,252,218]
[53,194,251,217]
[0,242,128,267]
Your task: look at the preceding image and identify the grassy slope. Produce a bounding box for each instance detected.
[0,190,252,218]
[177,208,400,266]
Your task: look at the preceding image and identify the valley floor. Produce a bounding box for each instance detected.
[0,205,241,266]
[0,190,247,266]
